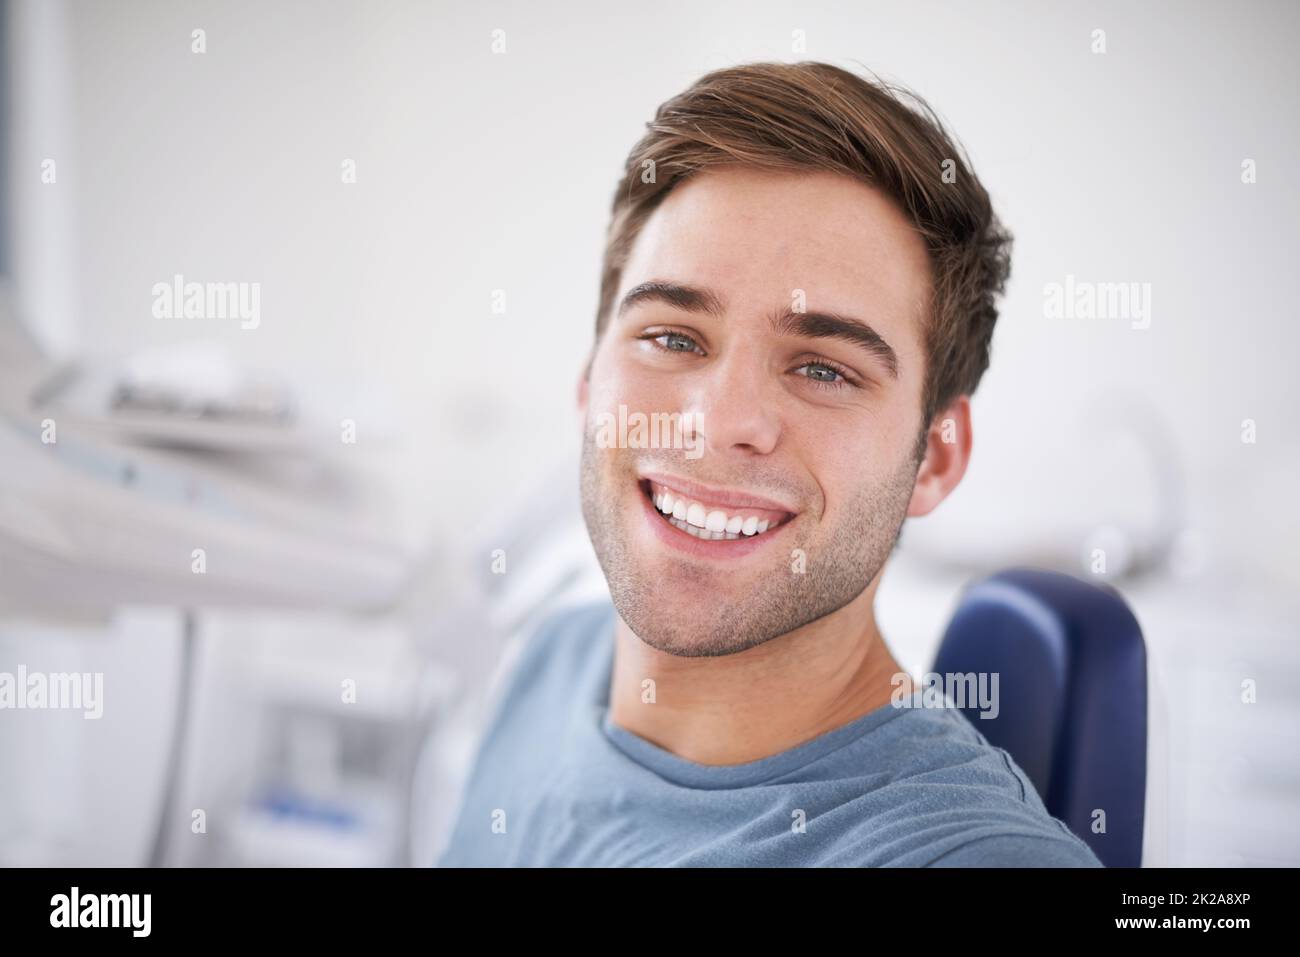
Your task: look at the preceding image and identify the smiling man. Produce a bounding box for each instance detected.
[437,62,1103,867]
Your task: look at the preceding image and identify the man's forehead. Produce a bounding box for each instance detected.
[618,168,932,334]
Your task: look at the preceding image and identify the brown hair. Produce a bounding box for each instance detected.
[593,61,1013,429]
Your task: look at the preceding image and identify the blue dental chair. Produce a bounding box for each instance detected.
[933,568,1148,867]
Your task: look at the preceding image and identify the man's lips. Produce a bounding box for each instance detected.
[636,474,796,544]
[638,471,798,514]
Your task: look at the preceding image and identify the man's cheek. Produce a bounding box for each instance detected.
[585,377,627,446]
[588,368,633,420]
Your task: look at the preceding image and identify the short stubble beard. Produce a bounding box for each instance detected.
[579,431,922,658]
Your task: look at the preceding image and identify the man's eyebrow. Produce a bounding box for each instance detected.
[770,308,900,379]
[616,281,726,320]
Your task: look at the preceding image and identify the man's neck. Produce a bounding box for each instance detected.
[605,583,913,766]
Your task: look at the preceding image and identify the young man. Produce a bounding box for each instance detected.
[438,62,1103,867]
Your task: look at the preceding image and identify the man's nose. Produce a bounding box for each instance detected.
[682,351,782,457]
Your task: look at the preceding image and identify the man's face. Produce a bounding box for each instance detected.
[580,167,934,657]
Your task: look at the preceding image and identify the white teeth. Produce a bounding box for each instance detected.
[649,485,786,542]
[669,516,705,538]
[669,513,737,539]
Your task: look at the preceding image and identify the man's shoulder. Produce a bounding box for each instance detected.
[514,599,615,675]
[435,600,616,868]
[922,827,1105,867]
[832,703,1105,867]
[482,599,614,718]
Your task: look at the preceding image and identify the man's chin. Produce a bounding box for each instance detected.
[610,580,789,658]
[600,505,810,656]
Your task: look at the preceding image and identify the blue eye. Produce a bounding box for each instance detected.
[793,359,859,390]
[659,332,698,352]
[800,363,842,383]
[640,330,703,354]
[637,327,706,359]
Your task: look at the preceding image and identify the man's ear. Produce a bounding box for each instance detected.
[907,395,973,518]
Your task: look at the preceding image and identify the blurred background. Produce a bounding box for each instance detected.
[0,0,1296,867]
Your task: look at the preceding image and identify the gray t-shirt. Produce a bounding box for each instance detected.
[436,601,1103,867]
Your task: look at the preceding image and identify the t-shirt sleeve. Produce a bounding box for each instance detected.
[926,831,1105,868]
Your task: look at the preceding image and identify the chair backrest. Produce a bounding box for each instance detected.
[932,568,1147,867]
